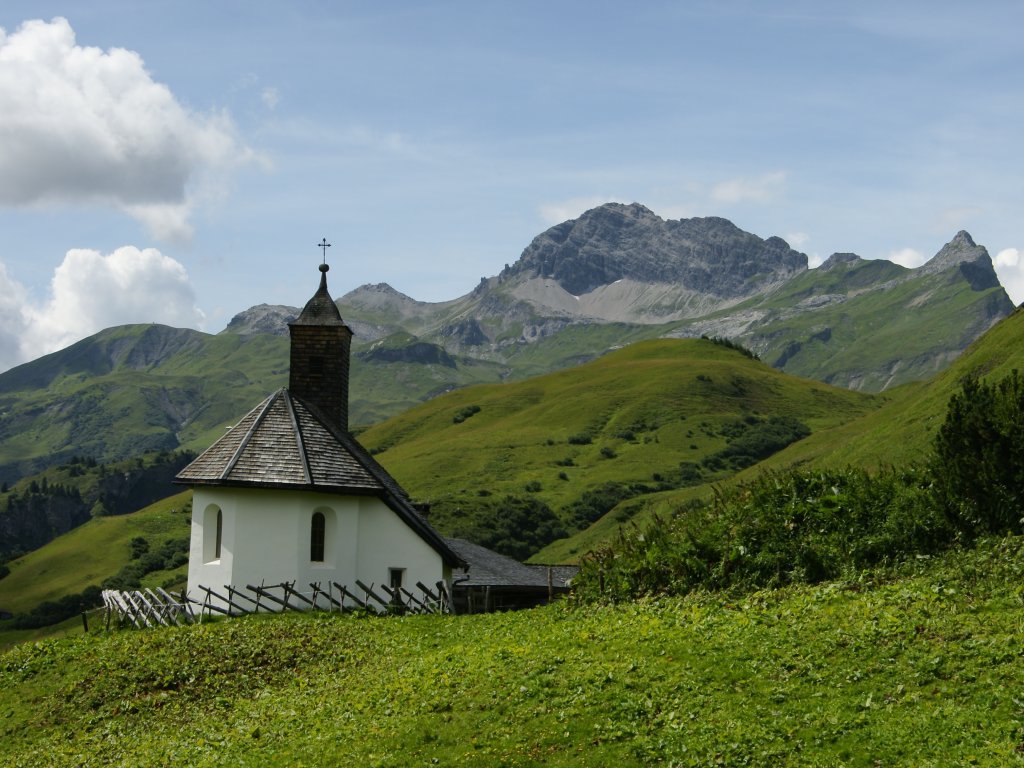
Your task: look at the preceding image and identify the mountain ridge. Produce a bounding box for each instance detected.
[0,203,1012,485]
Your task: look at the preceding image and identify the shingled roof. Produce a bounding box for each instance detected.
[176,388,462,567]
[445,538,578,591]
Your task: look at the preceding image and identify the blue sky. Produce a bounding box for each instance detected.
[0,1,1021,370]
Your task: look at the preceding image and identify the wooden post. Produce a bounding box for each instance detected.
[547,567,553,602]
[80,605,88,634]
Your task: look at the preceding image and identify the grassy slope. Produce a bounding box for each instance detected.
[725,257,1010,390]
[360,338,878,533]
[0,492,192,620]
[3,536,1024,766]
[540,308,1024,561]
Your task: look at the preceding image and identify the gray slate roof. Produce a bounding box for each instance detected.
[176,388,462,567]
[446,538,578,590]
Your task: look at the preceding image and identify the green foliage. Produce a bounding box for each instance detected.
[931,370,1024,537]
[452,404,481,424]
[102,538,189,593]
[700,334,760,360]
[10,586,102,630]
[129,537,150,560]
[573,467,949,602]
[564,482,654,531]
[702,415,810,471]
[452,495,567,560]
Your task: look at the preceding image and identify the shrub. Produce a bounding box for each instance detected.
[573,467,948,603]
[931,371,1024,537]
[564,482,652,530]
[599,446,617,459]
[129,536,150,559]
[453,496,567,560]
[453,405,481,424]
[568,433,592,446]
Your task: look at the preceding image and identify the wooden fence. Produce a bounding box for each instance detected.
[102,579,452,629]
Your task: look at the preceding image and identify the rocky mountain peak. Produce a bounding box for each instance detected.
[509,202,807,297]
[919,230,999,290]
[222,304,298,336]
[819,253,863,270]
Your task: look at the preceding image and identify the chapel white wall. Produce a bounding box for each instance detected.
[187,487,445,608]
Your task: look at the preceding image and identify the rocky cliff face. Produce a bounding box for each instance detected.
[329,204,1014,393]
[223,304,298,336]
[508,203,807,297]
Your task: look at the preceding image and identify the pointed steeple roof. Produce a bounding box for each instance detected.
[293,264,346,326]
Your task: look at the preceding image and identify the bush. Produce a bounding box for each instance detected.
[453,496,567,560]
[12,586,102,629]
[453,405,481,424]
[129,536,150,559]
[573,467,949,602]
[702,415,810,471]
[931,371,1024,537]
[564,482,652,530]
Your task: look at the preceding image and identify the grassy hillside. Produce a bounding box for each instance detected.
[0,492,192,639]
[3,536,1024,766]
[361,338,878,542]
[537,308,1024,562]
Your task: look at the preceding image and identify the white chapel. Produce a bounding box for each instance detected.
[175,261,462,608]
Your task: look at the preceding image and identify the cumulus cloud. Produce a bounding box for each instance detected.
[0,17,258,241]
[710,171,787,204]
[887,247,927,269]
[994,248,1024,306]
[539,195,623,224]
[0,248,204,372]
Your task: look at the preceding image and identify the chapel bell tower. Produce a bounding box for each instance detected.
[288,260,353,432]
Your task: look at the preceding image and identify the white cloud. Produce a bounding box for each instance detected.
[995,247,1020,268]
[710,171,787,204]
[539,195,623,225]
[887,247,927,269]
[0,247,204,372]
[994,248,1024,306]
[0,17,258,242]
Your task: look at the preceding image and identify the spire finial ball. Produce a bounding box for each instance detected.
[319,263,330,273]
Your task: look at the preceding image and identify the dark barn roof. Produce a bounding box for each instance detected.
[176,388,463,568]
[445,538,578,591]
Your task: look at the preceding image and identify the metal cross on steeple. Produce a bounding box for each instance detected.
[318,238,331,264]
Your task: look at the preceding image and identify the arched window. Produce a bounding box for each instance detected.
[310,511,326,562]
[203,505,223,563]
[215,509,223,560]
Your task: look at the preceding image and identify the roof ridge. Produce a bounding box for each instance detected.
[283,389,313,485]
[220,390,282,480]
